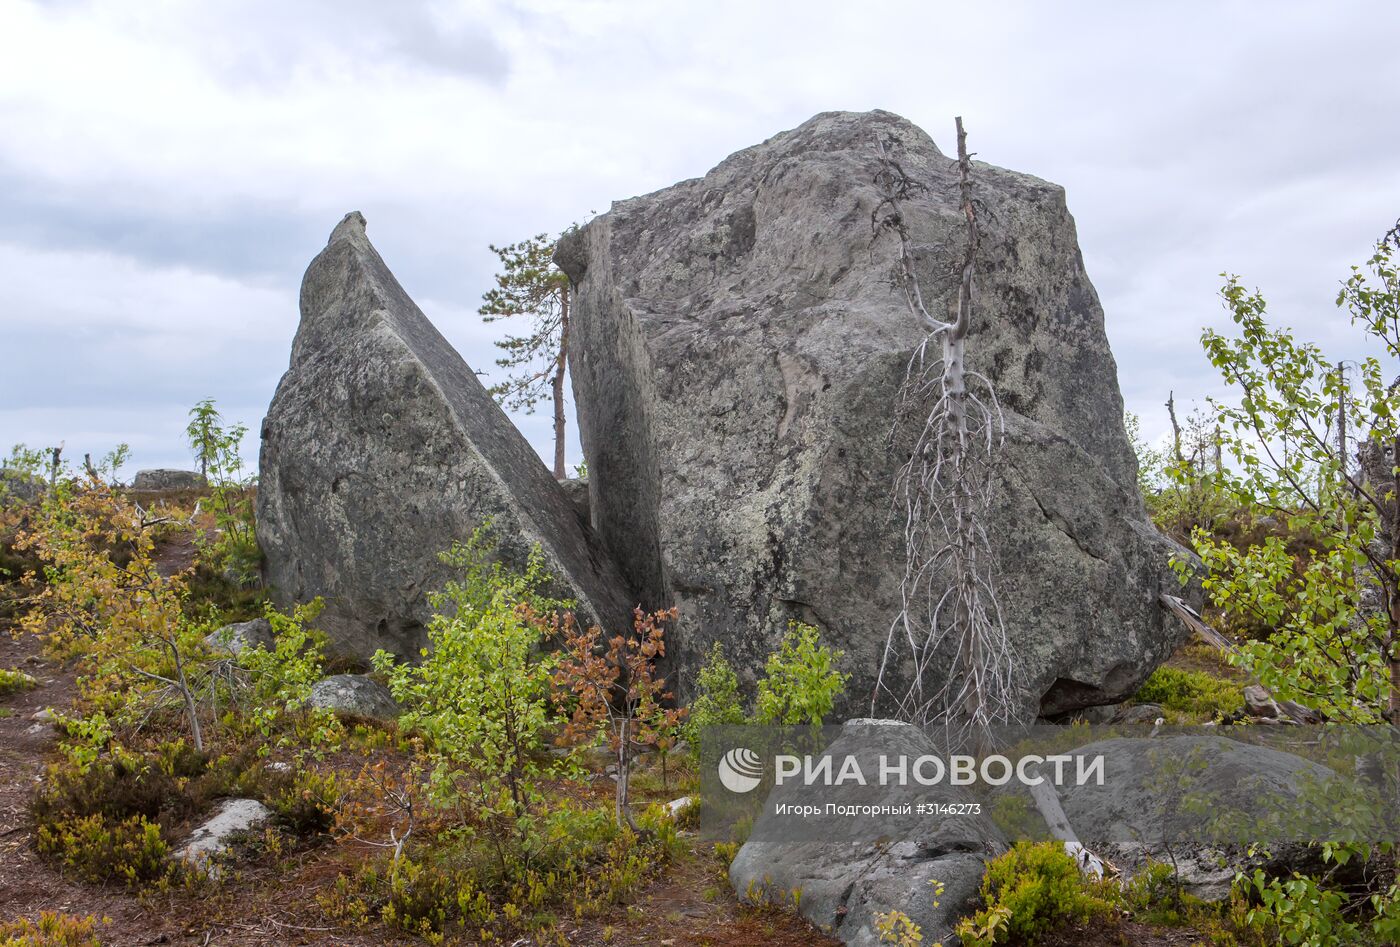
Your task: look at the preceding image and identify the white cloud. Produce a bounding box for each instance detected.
[1,0,1398,472]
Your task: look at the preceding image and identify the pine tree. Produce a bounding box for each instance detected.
[479,233,572,478]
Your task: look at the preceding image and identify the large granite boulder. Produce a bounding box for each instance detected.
[258,213,634,662]
[558,109,1191,717]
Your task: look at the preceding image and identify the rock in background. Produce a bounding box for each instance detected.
[559,110,1191,717]
[308,673,401,721]
[0,468,44,505]
[1056,734,1350,900]
[257,213,634,662]
[205,617,274,656]
[131,469,206,491]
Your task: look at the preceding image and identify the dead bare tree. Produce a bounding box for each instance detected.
[870,119,1104,878]
[1167,392,1184,468]
[870,119,1014,733]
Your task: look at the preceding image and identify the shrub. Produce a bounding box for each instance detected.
[322,801,680,943]
[270,768,342,836]
[1131,665,1243,720]
[17,470,213,750]
[551,607,686,825]
[0,668,37,698]
[0,912,105,947]
[754,622,848,725]
[1236,849,1400,947]
[33,743,182,830]
[185,399,259,585]
[956,841,1113,946]
[873,881,942,945]
[1,445,52,621]
[373,528,565,868]
[683,642,746,758]
[238,599,336,744]
[31,737,214,881]
[1121,859,1196,926]
[874,908,923,945]
[36,813,171,888]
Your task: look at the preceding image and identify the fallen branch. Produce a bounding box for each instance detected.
[1158,593,1319,724]
[1027,768,1109,879]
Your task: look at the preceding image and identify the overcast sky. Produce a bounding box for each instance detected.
[2,0,1398,476]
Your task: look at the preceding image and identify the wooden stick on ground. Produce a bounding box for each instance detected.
[1028,773,1107,878]
[1158,593,1319,724]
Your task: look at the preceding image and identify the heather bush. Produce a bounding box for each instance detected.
[0,912,105,947]
[956,841,1114,946]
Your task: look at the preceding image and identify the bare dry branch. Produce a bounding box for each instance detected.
[871,119,1016,736]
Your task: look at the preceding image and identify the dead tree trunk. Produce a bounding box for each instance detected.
[1159,593,1319,724]
[1166,391,1184,468]
[551,287,570,480]
[871,118,1012,731]
[870,119,1102,876]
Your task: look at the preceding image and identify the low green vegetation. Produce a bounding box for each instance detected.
[681,621,850,744]
[0,667,36,698]
[1131,664,1244,721]
[872,842,1400,947]
[956,841,1115,945]
[0,913,106,947]
[682,641,746,757]
[754,621,849,726]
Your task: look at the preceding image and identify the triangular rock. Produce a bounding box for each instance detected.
[258,212,634,661]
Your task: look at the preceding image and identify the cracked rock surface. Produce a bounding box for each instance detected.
[559,109,1192,716]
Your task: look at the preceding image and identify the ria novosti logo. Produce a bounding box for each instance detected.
[717,747,765,793]
[715,745,1107,793]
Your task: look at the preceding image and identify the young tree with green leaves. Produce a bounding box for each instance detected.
[1187,220,1400,727]
[19,458,211,750]
[754,622,848,726]
[479,233,572,479]
[184,399,258,583]
[372,530,566,871]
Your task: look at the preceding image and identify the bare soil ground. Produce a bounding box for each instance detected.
[0,630,193,945]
